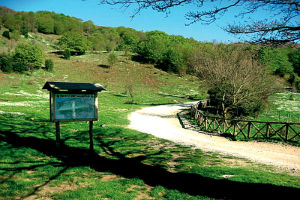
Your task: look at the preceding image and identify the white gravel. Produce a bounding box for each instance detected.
[128,102,300,174]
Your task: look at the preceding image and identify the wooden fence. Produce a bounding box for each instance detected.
[191,103,300,143]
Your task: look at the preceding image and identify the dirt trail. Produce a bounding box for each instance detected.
[128,102,300,174]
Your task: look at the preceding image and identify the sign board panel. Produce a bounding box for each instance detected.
[51,92,98,122]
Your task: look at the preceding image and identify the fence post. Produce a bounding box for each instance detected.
[285,123,289,141]
[247,122,251,139]
[233,122,236,137]
[266,123,270,138]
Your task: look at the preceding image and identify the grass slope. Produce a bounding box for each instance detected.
[0,38,299,199]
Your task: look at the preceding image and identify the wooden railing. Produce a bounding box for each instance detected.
[191,103,300,144]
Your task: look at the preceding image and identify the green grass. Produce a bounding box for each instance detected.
[254,93,300,123]
[0,47,300,199]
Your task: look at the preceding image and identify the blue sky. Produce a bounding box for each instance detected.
[1,0,246,42]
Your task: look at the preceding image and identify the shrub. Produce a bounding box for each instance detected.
[0,56,13,73]
[2,30,10,39]
[64,49,71,60]
[45,59,54,71]
[107,53,118,67]
[20,28,29,38]
[13,43,45,70]
[12,62,26,73]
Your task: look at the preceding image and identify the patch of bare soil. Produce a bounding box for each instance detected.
[100,174,124,182]
[22,181,90,200]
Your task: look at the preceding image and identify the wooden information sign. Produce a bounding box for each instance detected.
[43,82,105,151]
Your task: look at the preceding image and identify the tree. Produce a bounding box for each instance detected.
[116,27,142,52]
[58,32,90,55]
[36,13,55,34]
[13,43,45,71]
[137,31,170,64]
[187,44,275,118]
[101,0,300,44]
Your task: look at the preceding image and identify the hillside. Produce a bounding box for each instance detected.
[0,9,300,200]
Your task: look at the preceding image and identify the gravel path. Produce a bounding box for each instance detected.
[128,102,300,174]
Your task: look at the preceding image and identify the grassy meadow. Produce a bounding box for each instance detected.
[254,93,300,123]
[1,49,300,199]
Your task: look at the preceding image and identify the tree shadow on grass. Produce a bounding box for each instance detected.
[0,119,299,199]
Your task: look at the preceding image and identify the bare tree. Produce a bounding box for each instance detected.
[186,44,276,118]
[100,0,300,44]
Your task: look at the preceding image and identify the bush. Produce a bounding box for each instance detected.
[64,49,71,60]
[13,62,26,73]
[0,56,13,73]
[2,30,10,39]
[20,28,29,38]
[13,43,45,70]
[107,53,118,67]
[45,59,54,71]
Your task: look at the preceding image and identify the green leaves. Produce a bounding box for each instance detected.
[58,32,90,55]
[13,43,45,70]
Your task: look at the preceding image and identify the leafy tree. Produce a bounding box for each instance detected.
[288,49,300,76]
[164,47,185,73]
[83,20,96,35]
[116,27,141,52]
[88,32,107,51]
[259,47,295,81]
[137,31,170,63]
[101,0,300,44]
[98,27,120,52]
[58,32,90,55]
[36,13,55,34]
[22,12,36,32]
[13,43,45,71]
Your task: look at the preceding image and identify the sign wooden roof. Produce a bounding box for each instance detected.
[42,82,105,92]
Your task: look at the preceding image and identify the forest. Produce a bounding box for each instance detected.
[0,6,299,118]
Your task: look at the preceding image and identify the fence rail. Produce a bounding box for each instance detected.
[191,103,300,143]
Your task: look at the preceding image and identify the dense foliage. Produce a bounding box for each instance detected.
[13,43,44,69]
[0,43,45,73]
[58,32,90,55]
[259,47,300,88]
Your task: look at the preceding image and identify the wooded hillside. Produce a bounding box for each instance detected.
[0,6,299,118]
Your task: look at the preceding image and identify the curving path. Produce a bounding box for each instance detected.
[128,102,300,173]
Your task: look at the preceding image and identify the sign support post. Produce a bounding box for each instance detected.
[89,121,94,152]
[55,122,61,149]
